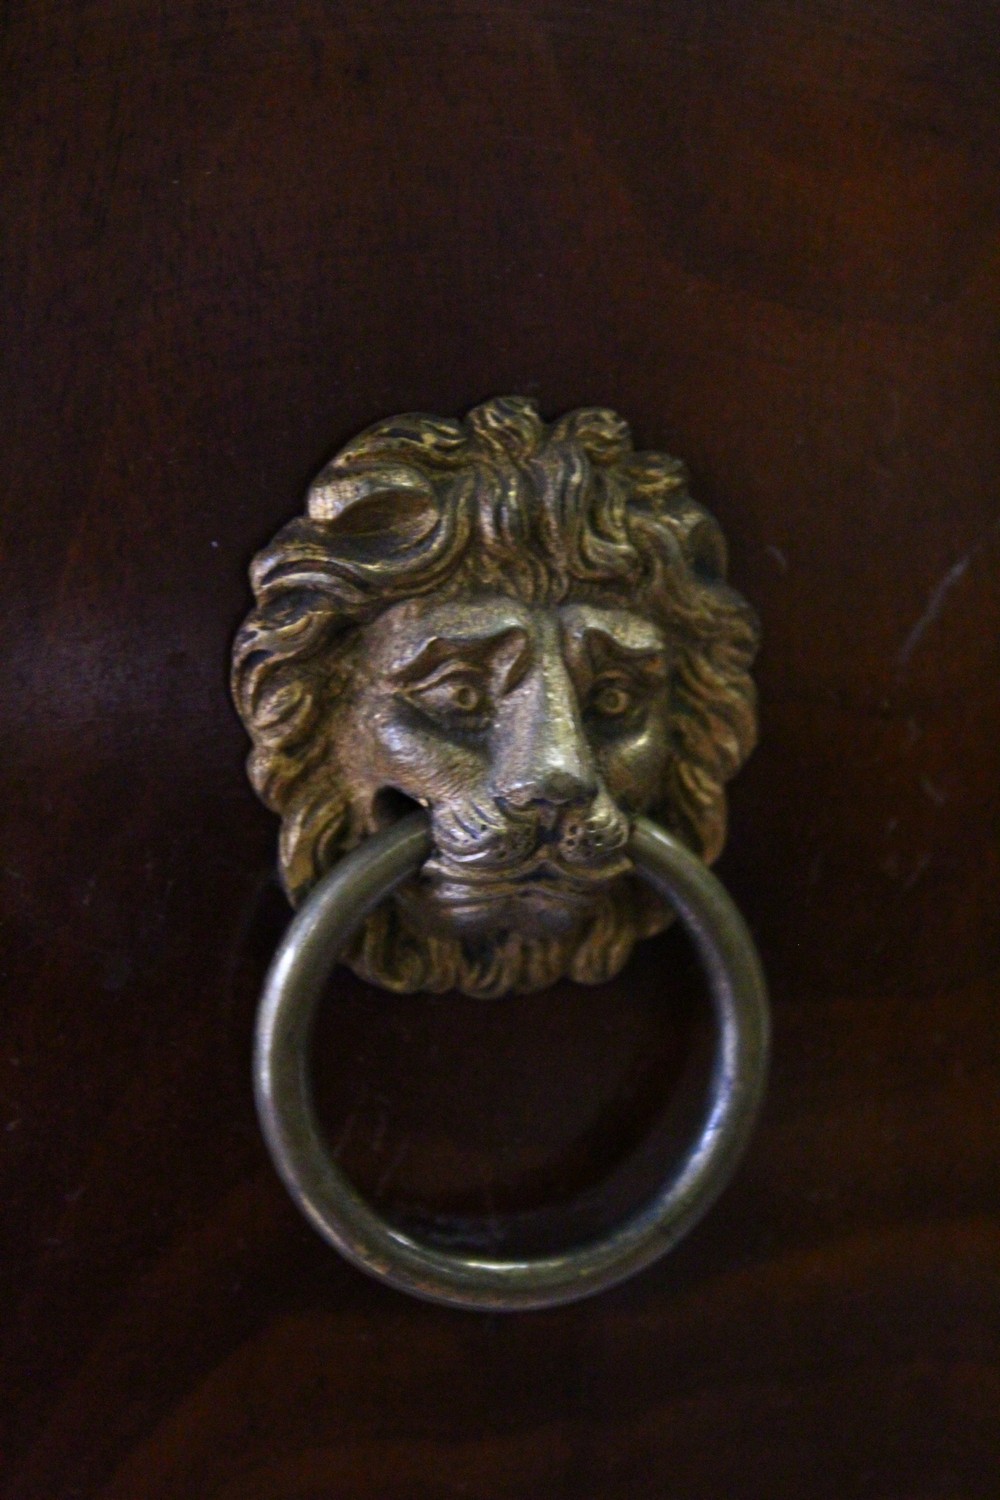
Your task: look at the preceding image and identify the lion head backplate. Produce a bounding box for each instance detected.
[232,397,759,998]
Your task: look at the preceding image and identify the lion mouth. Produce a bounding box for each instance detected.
[417,848,633,924]
[380,792,635,936]
[424,841,630,884]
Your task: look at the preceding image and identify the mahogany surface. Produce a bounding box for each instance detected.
[2,1,998,1495]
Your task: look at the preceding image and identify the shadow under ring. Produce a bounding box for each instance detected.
[254,810,770,1311]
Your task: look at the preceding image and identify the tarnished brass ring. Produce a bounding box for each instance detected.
[254,810,769,1311]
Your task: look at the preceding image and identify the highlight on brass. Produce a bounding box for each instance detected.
[232,397,759,998]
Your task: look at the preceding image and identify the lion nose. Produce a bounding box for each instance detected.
[494,636,599,812]
[504,768,597,810]
[500,721,598,811]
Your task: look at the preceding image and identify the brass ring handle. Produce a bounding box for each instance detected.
[254,810,769,1311]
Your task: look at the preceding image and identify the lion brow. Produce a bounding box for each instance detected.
[579,625,670,678]
[388,628,529,684]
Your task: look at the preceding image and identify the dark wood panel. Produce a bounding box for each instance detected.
[2,1,999,1495]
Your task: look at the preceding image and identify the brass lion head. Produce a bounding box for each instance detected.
[232,397,759,997]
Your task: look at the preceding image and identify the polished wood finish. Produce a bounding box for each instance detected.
[3,1,998,1495]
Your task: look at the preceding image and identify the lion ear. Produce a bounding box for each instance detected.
[307,463,439,544]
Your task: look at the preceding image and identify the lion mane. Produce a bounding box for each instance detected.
[232,397,759,996]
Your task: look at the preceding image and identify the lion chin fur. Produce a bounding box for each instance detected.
[345,874,671,1000]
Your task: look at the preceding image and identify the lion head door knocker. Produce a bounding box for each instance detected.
[232,397,768,1309]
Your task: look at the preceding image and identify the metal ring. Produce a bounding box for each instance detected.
[254,809,769,1311]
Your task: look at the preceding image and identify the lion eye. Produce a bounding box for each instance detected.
[408,672,491,724]
[589,678,636,719]
[443,681,483,713]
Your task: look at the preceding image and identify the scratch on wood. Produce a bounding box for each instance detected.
[895,517,1000,679]
[897,554,972,673]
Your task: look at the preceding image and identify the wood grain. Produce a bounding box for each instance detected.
[2,1,998,1495]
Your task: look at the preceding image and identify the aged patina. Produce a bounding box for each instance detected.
[232,396,759,997]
